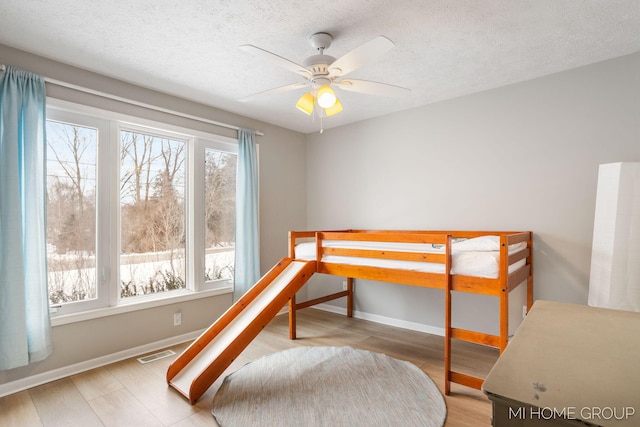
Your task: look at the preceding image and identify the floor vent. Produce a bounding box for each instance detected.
[137,349,176,364]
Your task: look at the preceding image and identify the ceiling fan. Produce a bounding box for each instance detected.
[238,32,410,118]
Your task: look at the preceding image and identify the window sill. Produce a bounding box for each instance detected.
[50,285,233,327]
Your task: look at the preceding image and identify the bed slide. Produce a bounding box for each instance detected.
[166,258,316,404]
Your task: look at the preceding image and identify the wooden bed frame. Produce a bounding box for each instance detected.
[287,229,533,394]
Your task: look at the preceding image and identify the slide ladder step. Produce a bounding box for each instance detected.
[450,328,500,348]
[449,371,484,390]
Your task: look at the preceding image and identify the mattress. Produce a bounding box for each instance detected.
[294,235,527,279]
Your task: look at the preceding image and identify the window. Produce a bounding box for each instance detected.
[46,119,99,305]
[204,148,236,284]
[119,128,187,298]
[46,102,237,317]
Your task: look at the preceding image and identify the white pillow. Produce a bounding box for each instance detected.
[452,236,500,252]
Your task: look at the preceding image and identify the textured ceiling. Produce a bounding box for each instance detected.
[1,1,639,134]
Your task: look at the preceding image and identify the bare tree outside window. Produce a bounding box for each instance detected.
[119,130,187,298]
[204,149,237,282]
[46,120,97,304]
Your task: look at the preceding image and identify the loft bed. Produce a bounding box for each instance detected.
[287,229,533,394]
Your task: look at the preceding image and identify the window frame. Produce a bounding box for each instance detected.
[115,121,192,304]
[46,98,238,323]
[45,108,111,315]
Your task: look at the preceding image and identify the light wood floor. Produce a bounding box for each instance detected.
[0,308,496,426]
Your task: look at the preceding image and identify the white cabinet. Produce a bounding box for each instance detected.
[588,162,640,311]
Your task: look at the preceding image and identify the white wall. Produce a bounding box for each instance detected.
[304,52,640,335]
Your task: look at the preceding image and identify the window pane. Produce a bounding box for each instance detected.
[204,149,236,283]
[120,130,186,298]
[46,120,97,304]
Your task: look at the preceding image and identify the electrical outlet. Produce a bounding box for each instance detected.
[522,305,527,319]
[174,312,182,326]
[342,280,348,291]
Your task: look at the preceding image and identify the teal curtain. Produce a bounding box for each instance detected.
[0,66,53,370]
[233,128,260,301]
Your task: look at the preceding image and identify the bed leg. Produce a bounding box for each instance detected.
[499,289,509,353]
[526,235,534,312]
[289,296,297,340]
[444,289,452,395]
[346,277,354,318]
[527,275,534,312]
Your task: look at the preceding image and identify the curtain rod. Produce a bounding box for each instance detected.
[1,63,263,136]
[45,77,265,136]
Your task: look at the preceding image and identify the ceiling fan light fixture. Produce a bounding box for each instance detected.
[317,85,337,108]
[296,92,315,115]
[324,98,343,117]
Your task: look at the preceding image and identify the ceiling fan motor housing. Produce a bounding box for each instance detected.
[304,32,337,79]
[303,54,336,76]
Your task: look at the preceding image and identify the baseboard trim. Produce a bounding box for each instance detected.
[313,303,445,337]
[0,329,203,398]
[2,307,444,398]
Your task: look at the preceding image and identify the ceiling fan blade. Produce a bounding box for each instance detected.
[238,82,307,102]
[239,45,311,79]
[335,79,410,97]
[328,36,395,78]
